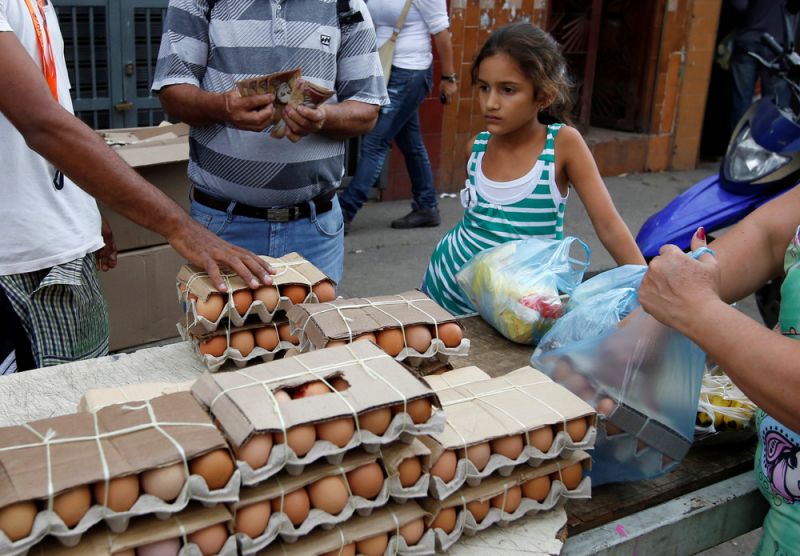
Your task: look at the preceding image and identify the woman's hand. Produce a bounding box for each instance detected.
[638,228,721,334]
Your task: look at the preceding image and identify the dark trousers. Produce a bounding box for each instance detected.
[0,285,34,373]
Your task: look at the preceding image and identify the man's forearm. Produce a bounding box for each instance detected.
[158,83,227,127]
[321,100,380,139]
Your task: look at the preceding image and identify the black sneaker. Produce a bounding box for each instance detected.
[391,207,441,229]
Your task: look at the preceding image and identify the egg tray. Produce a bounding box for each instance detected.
[386,472,430,504]
[0,471,241,556]
[425,424,596,501]
[236,410,447,486]
[177,322,300,373]
[589,421,681,483]
[181,535,238,556]
[236,483,392,554]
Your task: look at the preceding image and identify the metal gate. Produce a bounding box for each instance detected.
[56,0,168,129]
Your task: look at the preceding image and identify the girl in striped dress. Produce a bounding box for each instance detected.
[423,22,645,315]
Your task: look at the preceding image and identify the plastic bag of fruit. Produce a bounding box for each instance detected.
[455,236,590,344]
[695,364,757,443]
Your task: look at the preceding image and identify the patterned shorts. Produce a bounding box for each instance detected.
[0,253,109,368]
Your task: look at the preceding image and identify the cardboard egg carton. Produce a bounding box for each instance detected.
[258,501,434,556]
[286,290,470,367]
[77,381,194,413]
[0,392,240,555]
[31,504,237,555]
[191,341,446,486]
[420,450,591,552]
[178,320,301,372]
[420,366,596,499]
[233,450,391,553]
[380,438,432,503]
[178,252,332,334]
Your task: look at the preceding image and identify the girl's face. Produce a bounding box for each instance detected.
[476,53,540,135]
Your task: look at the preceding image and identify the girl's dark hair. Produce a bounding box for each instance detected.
[471,22,574,125]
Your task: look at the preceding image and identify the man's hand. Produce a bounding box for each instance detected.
[168,219,275,292]
[96,217,117,271]
[222,90,276,132]
[282,104,327,142]
[439,80,458,105]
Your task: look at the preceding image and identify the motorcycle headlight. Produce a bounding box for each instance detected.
[725,126,790,182]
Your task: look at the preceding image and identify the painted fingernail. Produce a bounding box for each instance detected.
[697,227,705,240]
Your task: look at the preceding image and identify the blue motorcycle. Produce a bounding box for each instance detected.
[636,25,800,326]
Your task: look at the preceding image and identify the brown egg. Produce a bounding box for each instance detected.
[356,533,389,556]
[326,340,347,348]
[196,293,225,321]
[278,324,299,344]
[230,330,255,356]
[434,322,463,348]
[528,425,554,453]
[556,463,584,490]
[190,449,234,490]
[312,280,336,302]
[490,485,522,513]
[281,284,309,304]
[273,389,291,404]
[563,373,593,400]
[0,501,37,541]
[346,463,384,499]
[187,523,227,556]
[141,462,186,502]
[404,325,432,354]
[236,434,273,470]
[307,475,349,515]
[136,538,180,556]
[521,475,551,502]
[254,285,280,312]
[354,332,377,343]
[271,488,310,526]
[466,442,491,471]
[430,450,457,483]
[397,456,422,487]
[92,474,139,512]
[467,499,490,523]
[232,289,254,316]
[322,544,356,556]
[330,376,350,391]
[393,398,432,424]
[112,550,135,556]
[399,518,425,546]
[53,485,91,528]
[234,501,271,538]
[376,328,404,356]
[596,397,622,435]
[275,424,316,457]
[317,417,355,448]
[557,418,588,443]
[636,439,648,452]
[551,357,574,382]
[491,434,524,460]
[359,407,392,436]
[254,326,279,351]
[295,380,330,398]
[431,507,457,534]
[198,336,226,357]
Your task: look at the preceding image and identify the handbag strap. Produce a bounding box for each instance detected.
[388,0,414,44]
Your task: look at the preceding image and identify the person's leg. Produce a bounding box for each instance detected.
[0,284,33,373]
[279,196,345,285]
[730,43,760,132]
[190,198,271,255]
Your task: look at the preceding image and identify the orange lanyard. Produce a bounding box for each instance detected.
[22,0,58,101]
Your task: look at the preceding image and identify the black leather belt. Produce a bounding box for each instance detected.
[192,188,336,222]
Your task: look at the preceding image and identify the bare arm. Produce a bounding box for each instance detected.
[158,83,276,131]
[0,34,272,290]
[559,127,646,266]
[432,29,458,104]
[282,100,380,142]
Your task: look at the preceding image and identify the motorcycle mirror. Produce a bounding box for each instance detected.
[761,32,784,57]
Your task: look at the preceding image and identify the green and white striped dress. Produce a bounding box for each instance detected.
[423,124,567,315]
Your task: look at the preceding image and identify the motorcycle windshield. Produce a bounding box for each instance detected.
[635,174,787,258]
[749,99,800,154]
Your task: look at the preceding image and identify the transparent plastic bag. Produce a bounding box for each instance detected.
[531,256,708,485]
[455,237,590,344]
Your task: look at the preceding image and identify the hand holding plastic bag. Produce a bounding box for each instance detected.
[456,237,590,344]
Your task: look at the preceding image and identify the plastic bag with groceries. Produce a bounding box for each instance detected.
[455,236,590,344]
[532,255,707,485]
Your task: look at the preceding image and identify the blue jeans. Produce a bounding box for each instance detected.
[731,42,790,132]
[190,195,345,285]
[339,65,437,220]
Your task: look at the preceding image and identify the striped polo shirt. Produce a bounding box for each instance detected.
[423,124,567,315]
[152,0,389,208]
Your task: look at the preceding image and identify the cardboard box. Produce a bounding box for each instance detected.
[259,502,431,556]
[100,244,186,351]
[77,381,195,413]
[421,366,596,499]
[98,123,191,252]
[191,341,445,483]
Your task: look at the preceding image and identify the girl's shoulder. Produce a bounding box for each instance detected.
[466,132,492,156]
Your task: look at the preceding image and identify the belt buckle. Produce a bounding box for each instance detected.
[269,207,292,222]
